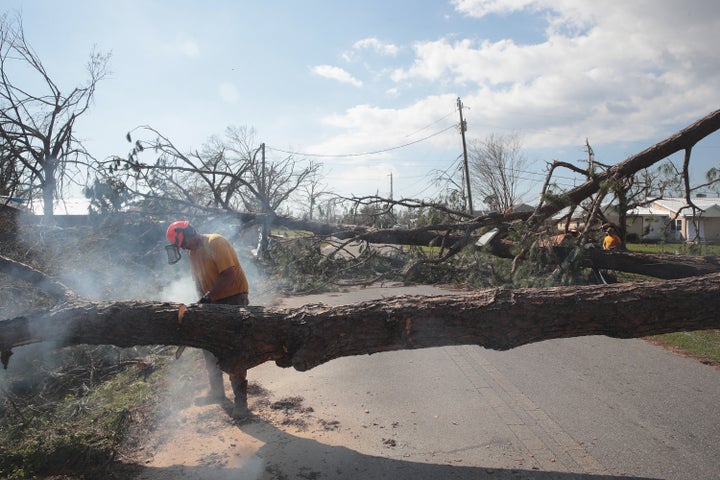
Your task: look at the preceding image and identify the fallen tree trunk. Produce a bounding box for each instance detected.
[482,243,720,280]
[586,249,720,279]
[2,273,719,375]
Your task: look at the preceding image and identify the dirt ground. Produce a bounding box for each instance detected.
[120,347,341,480]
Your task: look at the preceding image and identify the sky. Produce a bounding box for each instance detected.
[4,0,720,212]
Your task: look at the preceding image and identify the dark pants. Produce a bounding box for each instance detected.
[203,293,249,414]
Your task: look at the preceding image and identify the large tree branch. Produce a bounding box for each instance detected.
[2,274,719,373]
[532,108,720,224]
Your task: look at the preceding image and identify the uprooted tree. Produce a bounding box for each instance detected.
[2,109,720,377]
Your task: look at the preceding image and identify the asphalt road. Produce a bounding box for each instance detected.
[249,284,720,480]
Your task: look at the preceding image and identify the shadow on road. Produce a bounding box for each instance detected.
[118,411,660,480]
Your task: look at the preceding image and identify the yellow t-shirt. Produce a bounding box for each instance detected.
[189,234,249,299]
[603,233,621,250]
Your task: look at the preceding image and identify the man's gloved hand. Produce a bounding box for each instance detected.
[198,294,212,304]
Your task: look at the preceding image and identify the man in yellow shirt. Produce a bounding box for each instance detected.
[602,226,622,250]
[166,220,251,418]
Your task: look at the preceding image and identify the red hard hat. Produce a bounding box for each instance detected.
[166,220,193,247]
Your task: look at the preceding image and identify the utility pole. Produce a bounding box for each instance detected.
[389,172,393,201]
[260,142,266,200]
[389,172,394,222]
[585,138,595,174]
[457,97,473,214]
[254,143,269,260]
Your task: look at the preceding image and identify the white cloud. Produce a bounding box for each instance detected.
[388,1,720,148]
[219,82,240,103]
[310,94,460,155]
[176,34,200,58]
[311,65,363,87]
[451,0,538,17]
[353,37,400,57]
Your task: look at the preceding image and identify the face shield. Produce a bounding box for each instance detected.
[165,244,182,264]
[165,223,196,265]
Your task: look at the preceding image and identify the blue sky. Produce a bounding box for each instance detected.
[4,0,720,211]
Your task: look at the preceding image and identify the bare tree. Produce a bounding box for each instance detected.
[298,168,333,221]
[101,125,263,216]
[0,13,110,218]
[469,133,528,212]
[99,125,322,257]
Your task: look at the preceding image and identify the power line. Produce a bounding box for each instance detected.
[406,156,464,199]
[266,124,457,159]
[403,110,457,138]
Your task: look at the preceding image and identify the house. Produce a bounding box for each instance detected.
[623,205,668,241]
[626,197,720,243]
[552,197,720,243]
[551,205,596,233]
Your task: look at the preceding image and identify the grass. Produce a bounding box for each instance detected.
[626,242,720,256]
[649,331,720,367]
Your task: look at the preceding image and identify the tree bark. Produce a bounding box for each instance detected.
[2,273,719,374]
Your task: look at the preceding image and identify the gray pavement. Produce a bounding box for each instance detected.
[482,335,720,479]
[246,284,719,479]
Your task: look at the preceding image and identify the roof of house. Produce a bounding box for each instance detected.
[627,206,667,216]
[653,197,720,218]
[0,197,29,211]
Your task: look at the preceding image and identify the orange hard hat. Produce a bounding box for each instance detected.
[166,220,195,247]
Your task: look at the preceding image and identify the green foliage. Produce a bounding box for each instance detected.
[540,191,573,211]
[402,246,501,287]
[264,228,599,292]
[83,178,132,215]
[266,236,335,292]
